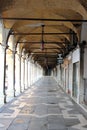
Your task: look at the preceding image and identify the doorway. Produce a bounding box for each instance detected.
[73,62,79,98]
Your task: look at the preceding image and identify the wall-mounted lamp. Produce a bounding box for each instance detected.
[57,54,63,64]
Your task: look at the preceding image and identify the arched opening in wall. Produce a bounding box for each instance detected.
[44,67,51,76]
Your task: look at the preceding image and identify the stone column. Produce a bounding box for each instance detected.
[3,46,7,103]
[26,59,28,88]
[21,57,24,91]
[25,58,28,89]
[21,57,25,91]
[30,62,32,85]
[23,58,25,90]
[2,27,10,103]
[13,48,16,97]
[28,61,31,86]
[19,54,22,93]
[80,22,87,104]
[0,45,5,105]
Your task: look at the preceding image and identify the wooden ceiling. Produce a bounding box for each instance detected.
[0,0,87,69]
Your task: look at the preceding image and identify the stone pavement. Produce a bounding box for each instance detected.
[0,76,87,130]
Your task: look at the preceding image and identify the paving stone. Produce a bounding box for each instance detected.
[28,120,48,130]
[47,123,66,130]
[47,115,65,125]
[2,108,14,113]
[48,108,60,114]
[0,118,13,130]
[13,115,31,124]
[83,125,87,128]
[68,110,80,114]
[20,105,35,114]
[34,104,47,115]
[7,123,28,130]
[64,118,80,126]
[67,128,80,130]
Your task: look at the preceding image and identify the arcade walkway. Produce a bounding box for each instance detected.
[0,77,87,130]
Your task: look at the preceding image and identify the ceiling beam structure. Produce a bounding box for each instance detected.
[28,47,62,49]
[31,51,58,55]
[11,32,76,35]
[0,0,86,69]
[0,16,79,69]
[0,17,87,22]
[35,57,57,59]
[18,41,66,49]
[18,41,67,45]
[30,48,65,52]
[34,54,57,57]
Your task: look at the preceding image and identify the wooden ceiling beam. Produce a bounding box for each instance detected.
[29,47,62,49]
[11,32,75,35]
[18,41,66,44]
[0,17,87,22]
[29,52,58,54]
[31,54,58,58]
